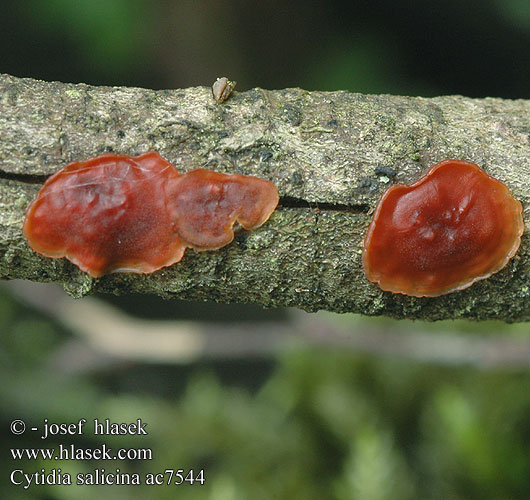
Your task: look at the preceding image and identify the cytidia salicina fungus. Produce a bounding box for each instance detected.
[363,159,524,297]
[23,152,279,278]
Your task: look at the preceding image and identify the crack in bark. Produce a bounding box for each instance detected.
[0,170,49,184]
[0,171,371,214]
[279,196,370,213]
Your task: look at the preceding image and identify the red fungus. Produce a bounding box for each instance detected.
[23,152,279,277]
[363,159,524,297]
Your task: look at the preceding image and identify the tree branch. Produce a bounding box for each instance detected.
[0,73,528,321]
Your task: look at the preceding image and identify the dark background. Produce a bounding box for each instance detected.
[1,1,530,499]
[3,0,530,98]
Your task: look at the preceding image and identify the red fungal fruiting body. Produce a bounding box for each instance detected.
[23,152,279,277]
[363,159,524,297]
[167,168,279,249]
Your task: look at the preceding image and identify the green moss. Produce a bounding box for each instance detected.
[64,88,83,99]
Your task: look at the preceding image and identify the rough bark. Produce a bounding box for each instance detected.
[0,73,528,321]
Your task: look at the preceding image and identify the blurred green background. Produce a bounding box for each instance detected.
[1,1,530,498]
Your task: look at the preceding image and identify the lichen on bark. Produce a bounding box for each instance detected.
[0,73,528,321]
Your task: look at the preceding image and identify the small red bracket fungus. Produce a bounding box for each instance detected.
[23,152,279,278]
[363,159,524,297]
